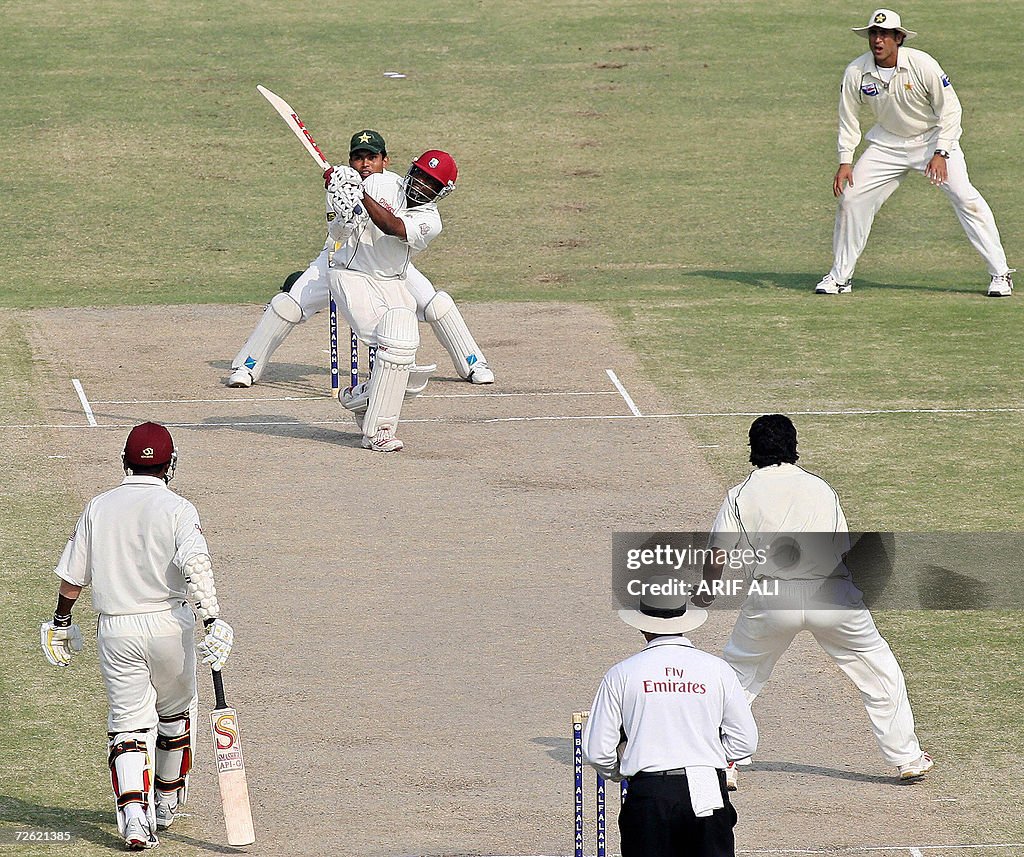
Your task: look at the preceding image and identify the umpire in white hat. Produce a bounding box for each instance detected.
[582,577,758,857]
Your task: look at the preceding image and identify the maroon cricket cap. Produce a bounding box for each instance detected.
[123,422,175,468]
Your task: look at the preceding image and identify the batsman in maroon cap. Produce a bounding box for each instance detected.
[40,423,235,850]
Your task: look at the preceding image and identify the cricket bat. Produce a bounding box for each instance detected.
[256,84,332,171]
[210,669,256,846]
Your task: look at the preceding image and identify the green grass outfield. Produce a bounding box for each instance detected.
[2,0,1022,852]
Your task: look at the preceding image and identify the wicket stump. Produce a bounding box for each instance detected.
[330,296,376,393]
[573,710,627,857]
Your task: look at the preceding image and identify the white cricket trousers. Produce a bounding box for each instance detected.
[831,140,1009,282]
[326,267,416,343]
[288,247,437,321]
[97,604,198,732]
[723,580,923,766]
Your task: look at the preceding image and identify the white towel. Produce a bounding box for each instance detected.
[685,766,724,817]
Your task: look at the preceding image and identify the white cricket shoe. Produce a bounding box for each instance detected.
[362,426,404,452]
[123,815,158,849]
[468,363,495,384]
[987,270,1015,297]
[814,273,852,294]
[154,801,176,830]
[725,761,738,791]
[226,367,254,388]
[897,752,933,781]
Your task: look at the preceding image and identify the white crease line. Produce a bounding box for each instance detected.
[910,850,925,857]
[71,379,97,427]
[605,369,643,417]
[6,404,1024,432]
[87,391,620,405]
[11,405,1024,433]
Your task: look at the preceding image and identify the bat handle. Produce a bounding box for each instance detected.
[212,668,228,710]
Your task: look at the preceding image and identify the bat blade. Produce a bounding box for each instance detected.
[257,84,331,170]
[211,671,256,846]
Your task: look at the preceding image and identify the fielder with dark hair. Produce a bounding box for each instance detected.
[747,413,799,468]
[699,414,933,788]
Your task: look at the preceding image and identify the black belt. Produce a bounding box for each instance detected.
[631,768,688,778]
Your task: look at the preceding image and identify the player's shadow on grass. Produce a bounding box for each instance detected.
[0,794,119,851]
[0,794,241,854]
[690,270,979,295]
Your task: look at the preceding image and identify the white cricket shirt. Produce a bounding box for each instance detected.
[55,476,210,615]
[838,46,963,163]
[332,170,442,278]
[583,636,758,779]
[709,463,851,580]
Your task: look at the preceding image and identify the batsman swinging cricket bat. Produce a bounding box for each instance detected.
[210,669,256,846]
[256,84,332,171]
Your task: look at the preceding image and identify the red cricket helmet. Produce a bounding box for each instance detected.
[123,422,178,479]
[403,150,458,206]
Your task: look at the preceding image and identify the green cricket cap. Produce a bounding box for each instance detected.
[349,129,387,155]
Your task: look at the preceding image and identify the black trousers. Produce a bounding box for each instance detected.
[618,771,737,857]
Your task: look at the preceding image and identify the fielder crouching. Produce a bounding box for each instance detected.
[40,422,235,850]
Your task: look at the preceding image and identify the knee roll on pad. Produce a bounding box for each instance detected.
[422,291,487,380]
[375,307,419,364]
[421,290,455,323]
[269,291,303,324]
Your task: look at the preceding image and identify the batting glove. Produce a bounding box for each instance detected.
[40,621,84,667]
[198,618,234,670]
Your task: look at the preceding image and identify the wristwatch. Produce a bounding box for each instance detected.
[934,149,950,159]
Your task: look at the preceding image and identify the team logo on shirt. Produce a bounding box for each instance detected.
[861,82,879,97]
[904,82,913,91]
[941,74,951,87]
[643,667,707,695]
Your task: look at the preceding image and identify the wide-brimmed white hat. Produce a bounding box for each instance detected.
[618,575,709,635]
[852,9,917,39]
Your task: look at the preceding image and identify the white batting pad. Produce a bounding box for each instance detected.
[422,291,488,380]
[362,307,419,439]
[230,292,302,382]
[109,729,157,836]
